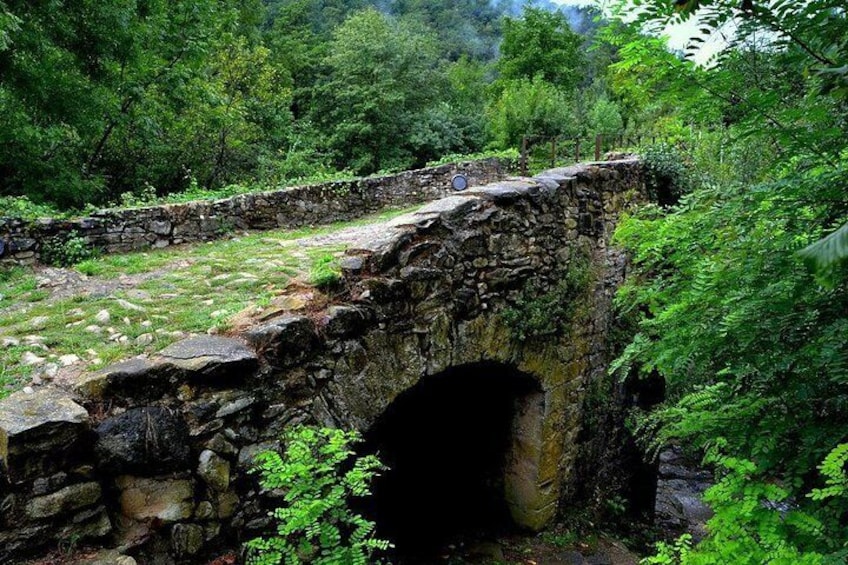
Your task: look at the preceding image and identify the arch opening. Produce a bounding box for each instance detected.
[358,362,545,561]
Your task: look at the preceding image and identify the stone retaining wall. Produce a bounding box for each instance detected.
[0,159,645,564]
[0,158,511,265]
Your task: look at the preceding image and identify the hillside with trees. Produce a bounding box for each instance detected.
[0,0,613,211]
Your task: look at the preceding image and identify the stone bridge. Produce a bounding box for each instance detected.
[0,159,645,563]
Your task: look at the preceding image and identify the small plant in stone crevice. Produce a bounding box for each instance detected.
[309,253,343,290]
[39,234,98,267]
[502,254,594,342]
[245,426,391,565]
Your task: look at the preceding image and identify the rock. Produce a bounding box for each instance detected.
[205,433,237,457]
[214,490,239,519]
[74,357,167,401]
[95,407,191,474]
[59,354,80,366]
[116,299,145,312]
[71,549,137,565]
[215,395,256,418]
[85,325,102,333]
[244,315,316,367]
[0,387,88,483]
[237,441,280,471]
[172,523,204,556]
[21,351,46,366]
[465,541,504,563]
[116,476,194,522]
[95,310,111,324]
[195,500,215,520]
[197,450,230,492]
[29,316,50,330]
[25,482,102,520]
[157,336,258,380]
[2,337,20,347]
[322,305,373,337]
[36,362,60,379]
[135,333,154,347]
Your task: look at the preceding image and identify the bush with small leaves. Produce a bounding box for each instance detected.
[245,426,391,565]
[39,235,98,267]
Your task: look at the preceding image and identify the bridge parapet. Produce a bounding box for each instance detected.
[0,159,644,563]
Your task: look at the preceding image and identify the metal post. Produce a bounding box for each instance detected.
[520,136,528,176]
[594,134,602,161]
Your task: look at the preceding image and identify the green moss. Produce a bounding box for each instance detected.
[502,255,594,343]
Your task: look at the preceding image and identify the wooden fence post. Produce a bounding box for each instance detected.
[594,134,602,161]
[520,136,528,176]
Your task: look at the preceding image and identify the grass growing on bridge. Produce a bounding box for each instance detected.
[0,206,416,398]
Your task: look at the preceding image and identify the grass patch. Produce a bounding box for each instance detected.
[0,206,418,398]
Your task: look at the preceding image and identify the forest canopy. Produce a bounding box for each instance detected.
[0,0,612,210]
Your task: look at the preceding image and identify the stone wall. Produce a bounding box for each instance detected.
[0,159,644,564]
[0,158,511,265]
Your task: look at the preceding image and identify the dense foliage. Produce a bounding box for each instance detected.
[0,0,618,211]
[245,426,389,565]
[607,0,848,562]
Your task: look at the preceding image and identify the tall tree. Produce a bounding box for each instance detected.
[311,9,452,173]
[497,6,586,91]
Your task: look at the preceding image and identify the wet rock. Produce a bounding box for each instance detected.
[655,447,714,541]
[95,407,191,474]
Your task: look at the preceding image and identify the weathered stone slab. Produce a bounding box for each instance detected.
[116,476,195,522]
[245,315,316,367]
[157,336,258,380]
[0,387,89,483]
[25,481,102,520]
[95,406,191,475]
[74,357,168,401]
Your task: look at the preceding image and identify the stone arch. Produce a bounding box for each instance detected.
[355,361,545,556]
[312,311,585,534]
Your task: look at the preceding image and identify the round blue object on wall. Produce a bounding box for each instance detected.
[451,174,468,191]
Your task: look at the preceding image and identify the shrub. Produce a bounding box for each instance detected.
[0,196,60,219]
[641,143,692,207]
[40,235,97,267]
[245,426,390,565]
